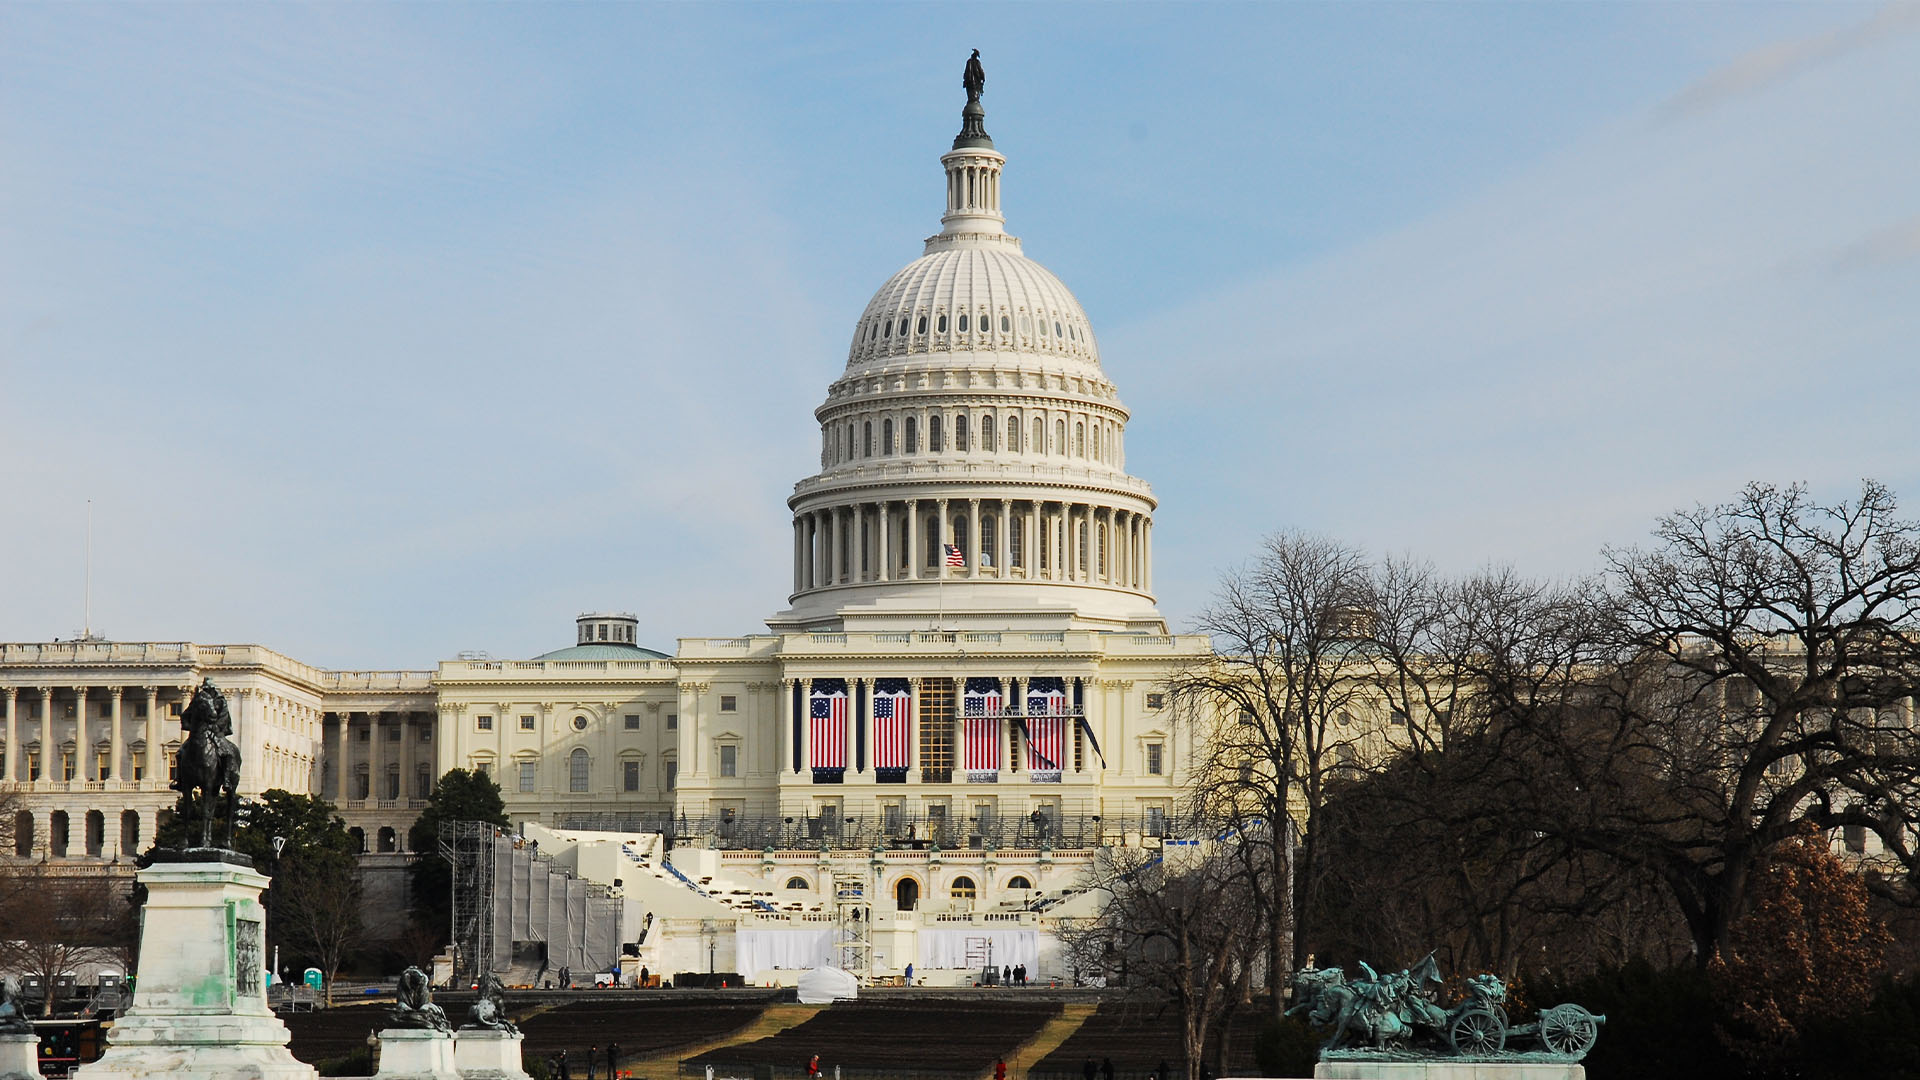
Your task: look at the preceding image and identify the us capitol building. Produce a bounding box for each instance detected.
[1,66,1214,981]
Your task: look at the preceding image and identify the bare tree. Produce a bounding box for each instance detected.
[1059,844,1266,1080]
[1170,532,1374,1010]
[273,849,365,1006]
[0,868,137,1016]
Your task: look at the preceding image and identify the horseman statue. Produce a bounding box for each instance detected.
[171,678,243,850]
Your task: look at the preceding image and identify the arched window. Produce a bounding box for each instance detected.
[1076,422,1085,457]
[929,415,944,452]
[348,826,366,854]
[927,519,941,567]
[958,313,969,332]
[785,876,811,891]
[937,314,948,333]
[120,810,139,854]
[955,414,969,451]
[898,318,909,335]
[905,417,918,454]
[917,315,928,334]
[569,748,590,793]
[883,320,891,338]
[864,422,873,457]
[1000,315,1011,333]
[1006,875,1032,890]
[1007,416,1019,452]
[1032,418,1044,453]
[981,414,995,451]
[1055,420,1066,454]
[377,826,397,853]
[896,878,920,912]
[883,419,895,455]
[84,810,104,857]
[950,876,977,900]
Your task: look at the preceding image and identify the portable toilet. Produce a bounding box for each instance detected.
[304,968,324,991]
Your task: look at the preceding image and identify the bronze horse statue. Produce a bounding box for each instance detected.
[172,679,242,849]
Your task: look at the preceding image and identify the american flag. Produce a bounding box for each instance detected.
[1026,686,1068,716]
[963,685,1002,774]
[1025,716,1065,780]
[809,689,847,770]
[944,544,966,567]
[872,689,911,770]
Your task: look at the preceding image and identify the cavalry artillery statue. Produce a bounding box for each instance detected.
[1289,954,1605,1061]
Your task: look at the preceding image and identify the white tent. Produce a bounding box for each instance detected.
[796,966,859,1004]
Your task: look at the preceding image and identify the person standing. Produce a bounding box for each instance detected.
[904,963,913,985]
[556,1049,572,1080]
[995,1060,1007,1080]
[807,1054,822,1078]
[607,1042,621,1078]
[1082,1057,1097,1080]
[1099,1058,1115,1080]
[587,1044,599,1080]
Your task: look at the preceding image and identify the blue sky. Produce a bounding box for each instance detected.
[3,3,1916,668]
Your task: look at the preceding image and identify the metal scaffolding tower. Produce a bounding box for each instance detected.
[440,820,500,985]
[832,871,873,980]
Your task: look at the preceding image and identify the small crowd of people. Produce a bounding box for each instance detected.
[544,1041,621,1080]
[999,964,1034,986]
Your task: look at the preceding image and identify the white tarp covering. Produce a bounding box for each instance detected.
[916,928,1039,971]
[736,929,839,976]
[797,966,860,1004]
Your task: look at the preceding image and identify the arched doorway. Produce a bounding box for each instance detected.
[895,878,919,912]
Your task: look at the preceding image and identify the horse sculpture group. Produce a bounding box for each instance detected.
[170,678,243,850]
[1289,955,1603,1060]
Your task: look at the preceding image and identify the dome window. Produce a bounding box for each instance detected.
[1000,315,1011,333]
[882,419,895,455]
[1055,321,1064,337]
[917,316,928,335]
[957,314,969,332]
[899,318,910,335]
[1021,315,1033,335]
[937,314,948,333]
[1039,319,1048,336]
[883,321,891,339]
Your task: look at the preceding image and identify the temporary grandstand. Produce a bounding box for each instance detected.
[441,820,626,985]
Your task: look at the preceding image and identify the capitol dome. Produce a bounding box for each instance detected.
[769,64,1162,636]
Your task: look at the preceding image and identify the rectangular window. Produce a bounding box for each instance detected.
[420,728,432,742]
[519,715,535,731]
[358,727,370,741]
[667,714,678,730]
[133,761,145,781]
[386,726,400,741]
[720,696,737,712]
[1146,806,1168,836]
[96,751,111,779]
[518,761,536,793]
[665,760,678,790]
[720,745,737,778]
[29,751,42,781]
[1146,692,1166,710]
[623,760,640,792]
[477,715,494,731]
[624,714,640,731]
[476,761,492,778]
[134,702,148,718]
[62,752,76,781]
[1146,743,1164,775]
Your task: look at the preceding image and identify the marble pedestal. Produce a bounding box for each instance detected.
[0,1033,40,1080]
[453,1029,531,1079]
[375,1028,460,1080]
[1315,1063,1584,1080]
[74,855,317,1080]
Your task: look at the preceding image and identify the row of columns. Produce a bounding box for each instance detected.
[1,684,180,784]
[774,676,1087,781]
[326,710,437,802]
[794,498,1151,594]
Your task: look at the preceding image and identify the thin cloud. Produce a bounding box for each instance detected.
[1661,2,1920,118]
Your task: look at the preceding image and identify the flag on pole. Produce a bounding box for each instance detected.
[943,544,966,567]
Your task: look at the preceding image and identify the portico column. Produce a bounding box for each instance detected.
[40,687,55,782]
[3,687,16,781]
[108,687,124,782]
[369,711,387,800]
[907,499,921,580]
[144,688,162,784]
[778,680,794,774]
[967,499,981,579]
[1026,502,1039,577]
[906,679,921,777]
[72,686,90,779]
[878,502,892,582]
[401,713,416,803]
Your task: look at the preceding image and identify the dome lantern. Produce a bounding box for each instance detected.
[937,51,1007,243]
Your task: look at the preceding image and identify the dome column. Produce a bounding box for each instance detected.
[878,502,892,582]
[854,503,867,583]
[936,498,950,578]
[1026,502,1039,579]
[967,499,981,580]
[907,500,921,580]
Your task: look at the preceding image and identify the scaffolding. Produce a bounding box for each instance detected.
[832,871,873,980]
[440,820,501,985]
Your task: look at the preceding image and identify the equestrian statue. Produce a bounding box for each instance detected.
[171,678,243,850]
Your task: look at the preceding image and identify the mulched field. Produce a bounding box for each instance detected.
[282,1005,391,1066]
[684,1000,1062,1078]
[1028,1000,1263,1080]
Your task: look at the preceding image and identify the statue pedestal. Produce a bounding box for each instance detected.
[75,858,317,1080]
[0,1033,40,1080]
[453,1029,530,1079]
[376,1029,460,1080]
[1315,1064,1584,1080]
